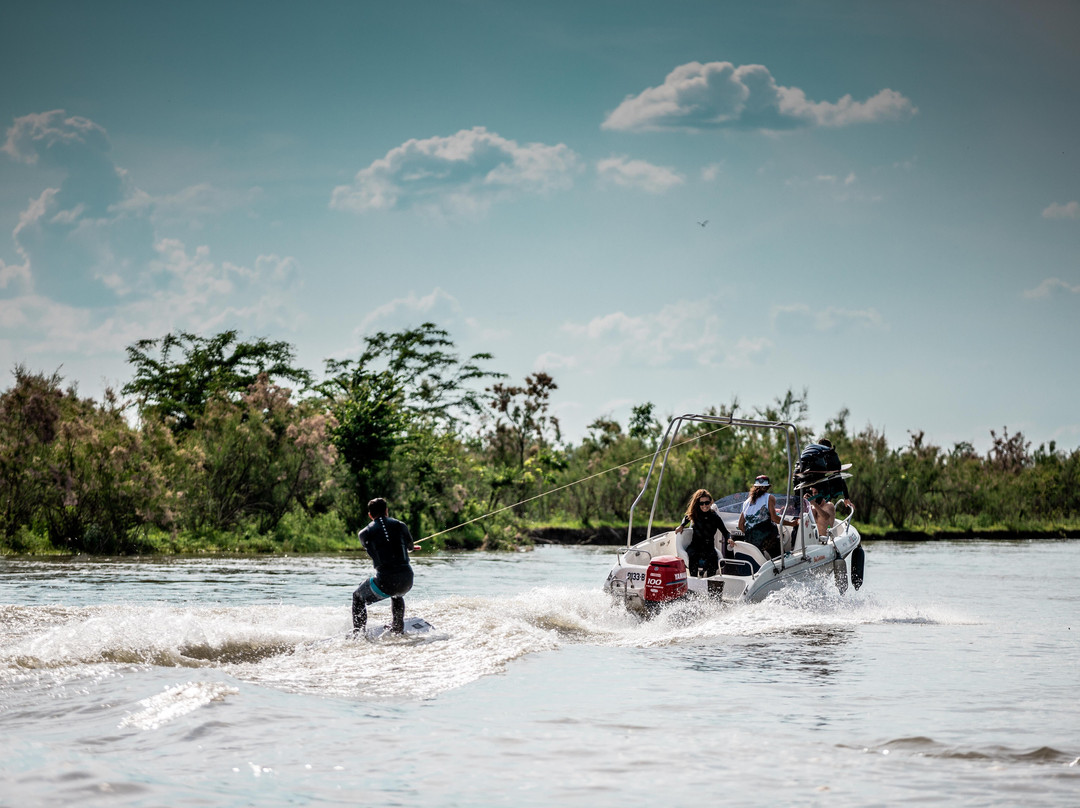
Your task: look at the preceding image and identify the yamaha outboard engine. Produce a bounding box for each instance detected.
[643,555,688,611]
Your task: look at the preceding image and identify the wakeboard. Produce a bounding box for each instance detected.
[364,616,435,641]
[793,471,852,492]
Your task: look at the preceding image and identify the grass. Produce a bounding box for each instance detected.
[4,513,1078,556]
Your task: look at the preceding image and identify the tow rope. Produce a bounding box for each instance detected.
[417,424,733,543]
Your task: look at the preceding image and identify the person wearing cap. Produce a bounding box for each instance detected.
[737,475,795,558]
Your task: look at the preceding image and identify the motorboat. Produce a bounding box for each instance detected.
[604,413,864,612]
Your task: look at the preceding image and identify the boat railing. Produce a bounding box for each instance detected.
[833,502,855,537]
[627,413,804,572]
[719,558,755,577]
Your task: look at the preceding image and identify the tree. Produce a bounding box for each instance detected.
[123,331,311,433]
[0,367,65,538]
[486,372,561,469]
[180,374,337,534]
[628,402,660,442]
[318,323,503,531]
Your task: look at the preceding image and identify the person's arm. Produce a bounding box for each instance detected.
[400,522,421,553]
[711,509,734,556]
[710,507,730,538]
[768,494,782,525]
[675,514,690,534]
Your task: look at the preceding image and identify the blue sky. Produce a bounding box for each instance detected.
[2,0,1078,451]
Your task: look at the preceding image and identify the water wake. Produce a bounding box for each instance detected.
[851,736,1080,768]
[0,582,973,700]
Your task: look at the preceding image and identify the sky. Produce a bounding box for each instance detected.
[1,0,1078,452]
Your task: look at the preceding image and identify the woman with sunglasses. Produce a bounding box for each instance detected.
[675,488,732,578]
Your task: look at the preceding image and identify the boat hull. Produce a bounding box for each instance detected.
[604,522,862,611]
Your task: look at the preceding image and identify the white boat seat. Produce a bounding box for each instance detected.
[676,530,722,575]
[731,540,768,566]
[674,531,692,565]
[622,548,652,567]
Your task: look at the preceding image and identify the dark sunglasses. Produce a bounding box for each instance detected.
[698,499,712,506]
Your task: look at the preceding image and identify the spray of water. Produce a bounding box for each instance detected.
[1,577,970,706]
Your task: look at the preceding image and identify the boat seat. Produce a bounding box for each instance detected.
[731,540,768,566]
[716,540,765,576]
[676,530,721,576]
[674,531,692,566]
[622,548,652,567]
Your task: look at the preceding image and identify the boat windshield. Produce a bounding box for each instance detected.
[712,492,804,515]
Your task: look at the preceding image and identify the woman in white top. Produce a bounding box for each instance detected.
[738,475,795,558]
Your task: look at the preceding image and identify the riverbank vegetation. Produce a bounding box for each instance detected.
[2,325,1078,555]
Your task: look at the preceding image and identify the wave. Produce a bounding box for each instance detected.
[847,736,1080,768]
[0,583,975,700]
[119,681,238,730]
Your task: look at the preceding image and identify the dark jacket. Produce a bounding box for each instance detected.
[358,516,414,582]
[680,507,732,560]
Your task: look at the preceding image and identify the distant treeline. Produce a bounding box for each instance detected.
[2,324,1077,554]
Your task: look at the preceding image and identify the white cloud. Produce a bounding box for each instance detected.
[726,336,773,369]
[602,61,916,132]
[1023,277,1080,299]
[330,126,582,217]
[812,172,857,186]
[116,182,264,227]
[356,288,461,335]
[771,303,886,332]
[2,110,110,165]
[596,156,684,193]
[0,238,302,358]
[701,162,724,182]
[560,300,730,369]
[1,111,293,332]
[0,255,30,290]
[1042,201,1080,220]
[534,351,579,371]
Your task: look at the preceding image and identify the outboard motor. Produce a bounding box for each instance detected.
[644,555,688,606]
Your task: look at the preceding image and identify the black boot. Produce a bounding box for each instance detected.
[391,597,405,633]
[352,589,368,635]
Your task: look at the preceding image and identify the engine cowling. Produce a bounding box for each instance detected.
[643,555,688,603]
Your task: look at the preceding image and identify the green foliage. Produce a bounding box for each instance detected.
[4,326,1080,555]
[485,372,561,470]
[628,402,660,441]
[0,368,171,553]
[178,375,337,534]
[0,367,65,539]
[123,330,311,433]
[318,322,504,530]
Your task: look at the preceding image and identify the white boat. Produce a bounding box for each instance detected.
[604,413,864,611]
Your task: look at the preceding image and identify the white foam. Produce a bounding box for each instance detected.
[3,578,977,701]
[119,680,238,730]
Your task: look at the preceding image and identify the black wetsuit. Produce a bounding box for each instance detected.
[678,508,731,578]
[353,516,415,633]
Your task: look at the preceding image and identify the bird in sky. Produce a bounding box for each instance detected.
[697,220,708,227]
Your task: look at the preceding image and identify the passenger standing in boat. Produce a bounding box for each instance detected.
[738,475,795,558]
[675,488,732,577]
[352,497,420,635]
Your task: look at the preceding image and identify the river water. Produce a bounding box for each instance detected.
[1,541,1078,807]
